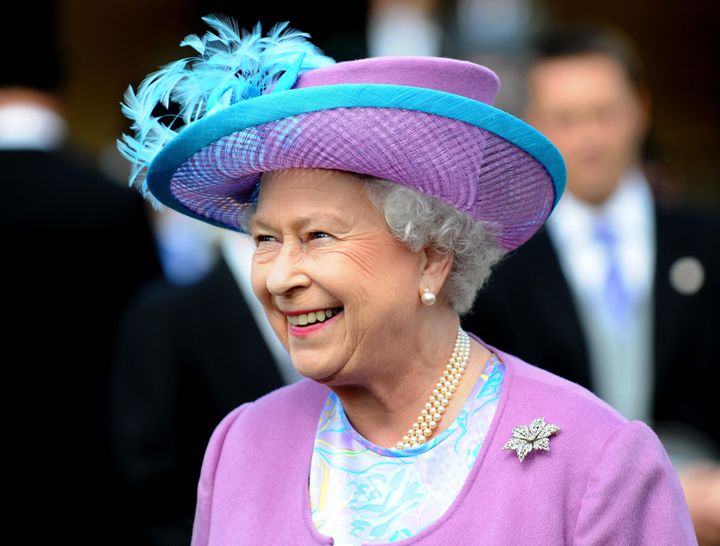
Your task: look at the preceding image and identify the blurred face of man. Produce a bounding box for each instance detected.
[526,53,648,206]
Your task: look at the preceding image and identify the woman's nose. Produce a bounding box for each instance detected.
[265,242,311,296]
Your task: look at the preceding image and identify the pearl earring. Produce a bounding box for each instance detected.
[421,287,436,306]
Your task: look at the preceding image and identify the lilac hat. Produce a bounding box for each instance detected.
[118,15,565,252]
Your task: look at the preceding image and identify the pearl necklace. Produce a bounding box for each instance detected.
[396,326,471,450]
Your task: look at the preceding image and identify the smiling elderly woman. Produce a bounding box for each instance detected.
[119,16,696,546]
[244,169,502,388]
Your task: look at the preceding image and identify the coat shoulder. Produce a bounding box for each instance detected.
[216,379,329,440]
[496,346,630,435]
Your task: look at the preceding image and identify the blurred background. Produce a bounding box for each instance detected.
[61,0,720,199]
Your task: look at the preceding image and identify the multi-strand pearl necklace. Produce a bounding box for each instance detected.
[396,326,471,450]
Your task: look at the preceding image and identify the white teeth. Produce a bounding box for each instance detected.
[287,308,340,327]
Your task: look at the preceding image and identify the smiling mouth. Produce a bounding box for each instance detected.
[287,307,343,327]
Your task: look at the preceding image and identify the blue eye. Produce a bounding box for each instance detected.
[255,235,276,244]
[311,232,330,239]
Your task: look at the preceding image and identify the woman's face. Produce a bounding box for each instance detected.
[249,168,426,385]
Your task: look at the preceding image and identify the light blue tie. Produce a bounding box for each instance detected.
[593,218,630,330]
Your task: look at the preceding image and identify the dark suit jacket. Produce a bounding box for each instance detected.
[1,149,163,541]
[462,204,720,453]
[110,254,284,545]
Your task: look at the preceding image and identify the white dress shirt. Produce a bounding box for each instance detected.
[546,167,656,423]
[0,101,67,150]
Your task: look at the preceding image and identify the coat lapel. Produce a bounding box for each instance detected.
[512,230,593,388]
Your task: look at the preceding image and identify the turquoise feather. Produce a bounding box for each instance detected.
[117,15,335,210]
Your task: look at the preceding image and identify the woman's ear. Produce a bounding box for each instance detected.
[419,245,453,296]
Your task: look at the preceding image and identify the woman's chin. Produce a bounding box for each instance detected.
[291,359,343,383]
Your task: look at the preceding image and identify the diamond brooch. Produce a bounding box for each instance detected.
[503,417,560,462]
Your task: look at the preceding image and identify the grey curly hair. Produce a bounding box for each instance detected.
[240,172,504,315]
[355,175,503,315]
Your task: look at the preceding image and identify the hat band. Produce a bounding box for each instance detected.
[146,83,566,210]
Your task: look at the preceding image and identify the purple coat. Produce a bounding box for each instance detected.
[191,338,697,545]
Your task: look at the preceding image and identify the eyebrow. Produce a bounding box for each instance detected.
[249,213,350,233]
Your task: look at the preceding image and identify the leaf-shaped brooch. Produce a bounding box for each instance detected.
[502,417,560,462]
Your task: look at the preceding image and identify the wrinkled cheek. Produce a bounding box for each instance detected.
[250,262,271,301]
[349,286,414,340]
[258,308,287,349]
[338,308,373,370]
[328,241,402,283]
[250,265,285,340]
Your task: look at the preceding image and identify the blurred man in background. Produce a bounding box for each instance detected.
[110,230,299,545]
[463,24,719,544]
[1,8,162,542]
